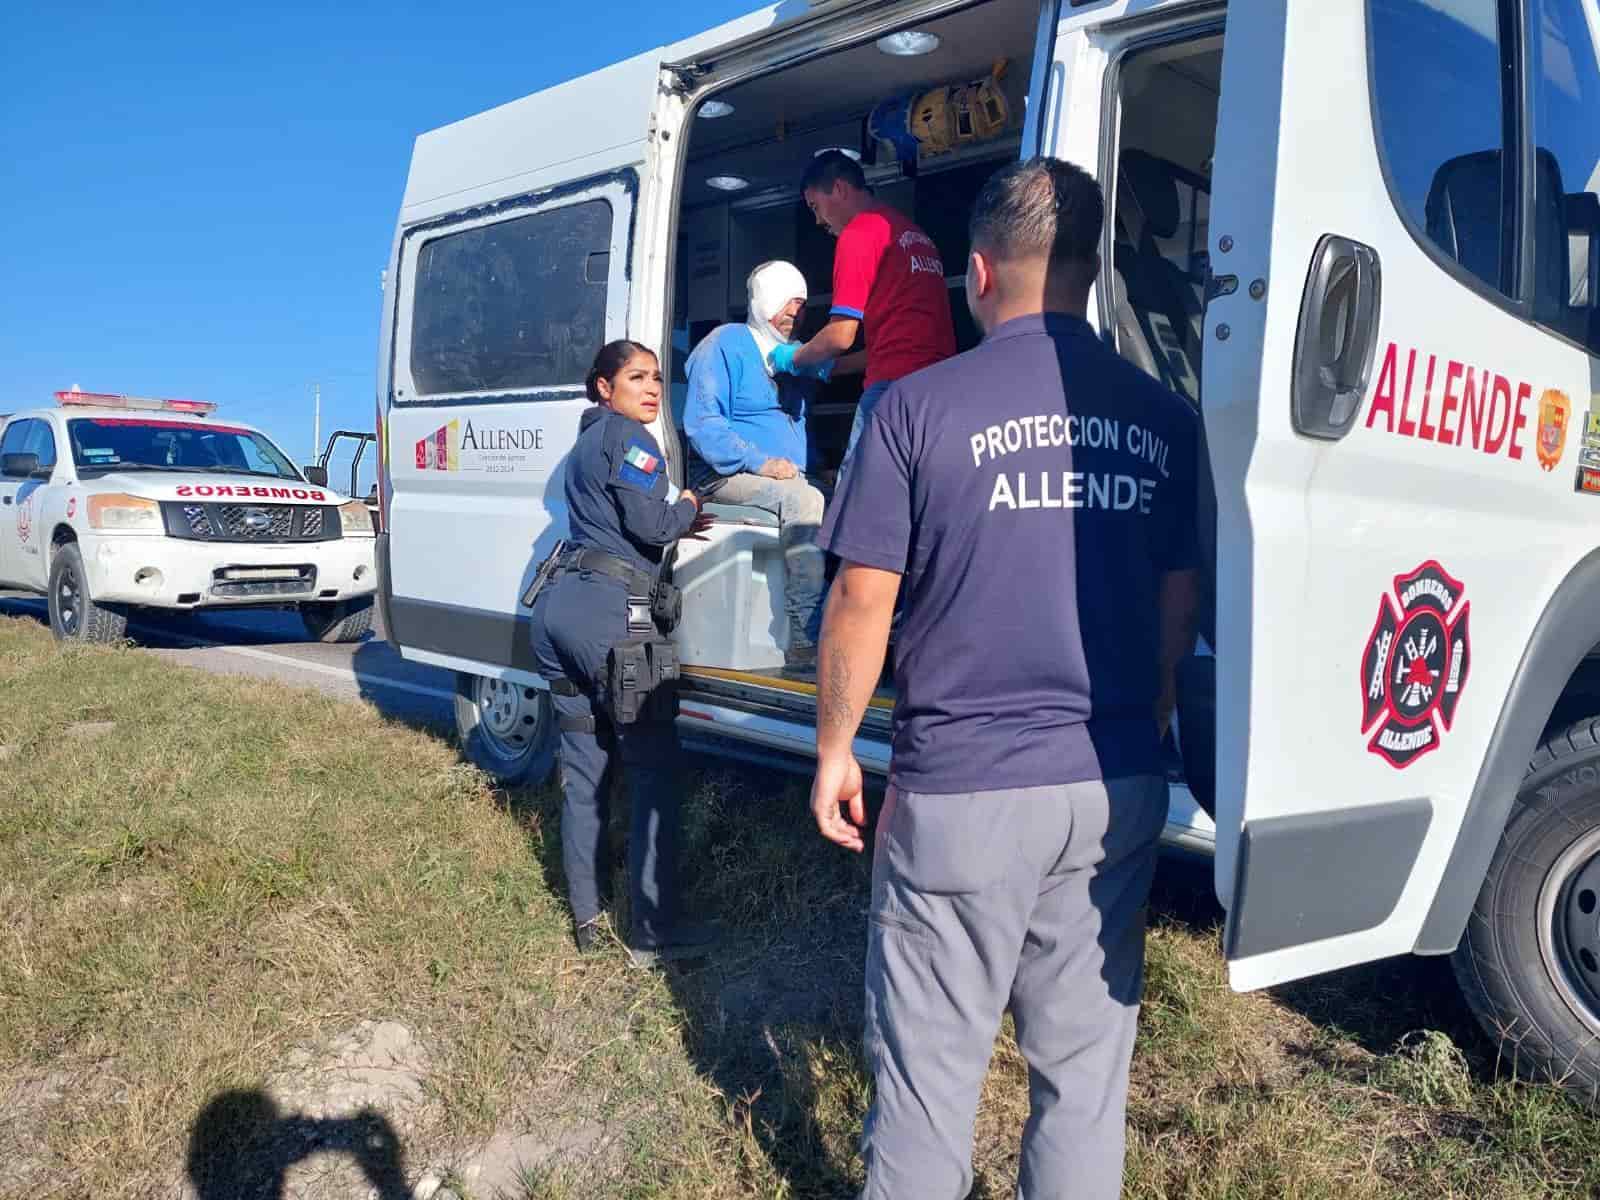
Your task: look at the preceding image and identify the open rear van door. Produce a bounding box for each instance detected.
[1205,1,1600,989]
[382,54,665,680]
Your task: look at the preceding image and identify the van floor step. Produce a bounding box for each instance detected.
[680,665,894,736]
[681,664,894,708]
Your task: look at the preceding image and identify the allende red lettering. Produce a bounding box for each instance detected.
[1366,344,1546,467]
[1460,367,1485,449]
[1509,382,1531,460]
[1485,375,1512,454]
[1368,344,1399,431]
[1416,356,1440,441]
[1397,350,1420,437]
[1438,360,1464,445]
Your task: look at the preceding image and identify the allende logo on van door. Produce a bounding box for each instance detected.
[415,418,545,474]
[1359,561,1472,769]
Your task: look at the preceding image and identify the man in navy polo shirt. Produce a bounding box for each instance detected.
[811,158,1202,1199]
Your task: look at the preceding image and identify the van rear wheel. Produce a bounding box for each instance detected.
[453,672,558,787]
[1453,716,1600,1108]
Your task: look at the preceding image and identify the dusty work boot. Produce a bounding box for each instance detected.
[782,642,818,682]
[574,917,604,955]
[626,920,721,969]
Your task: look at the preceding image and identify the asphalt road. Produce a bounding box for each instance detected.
[0,597,458,729]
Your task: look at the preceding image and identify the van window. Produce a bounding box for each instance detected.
[1369,0,1517,297]
[409,199,614,397]
[1530,0,1600,355]
[1108,38,1222,407]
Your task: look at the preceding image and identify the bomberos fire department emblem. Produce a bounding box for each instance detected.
[1359,561,1471,768]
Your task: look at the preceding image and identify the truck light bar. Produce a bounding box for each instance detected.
[54,390,217,415]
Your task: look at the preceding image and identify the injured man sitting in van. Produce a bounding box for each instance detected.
[684,260,831,674]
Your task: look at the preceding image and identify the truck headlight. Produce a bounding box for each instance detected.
[87,494,162,532]
[338,500,375,536]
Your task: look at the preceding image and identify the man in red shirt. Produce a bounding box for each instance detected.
[768,151,957,468]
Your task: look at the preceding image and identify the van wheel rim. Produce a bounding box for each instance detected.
[57,568,81,635]
[1537,826,1600,1036]
[474,676,542,759]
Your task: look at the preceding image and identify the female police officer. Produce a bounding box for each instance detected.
[530,339,717,965]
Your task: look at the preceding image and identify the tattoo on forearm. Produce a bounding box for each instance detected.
[821,644,858,736]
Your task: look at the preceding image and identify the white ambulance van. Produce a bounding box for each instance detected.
[0,391,378,643]
[376,1,1600,1098]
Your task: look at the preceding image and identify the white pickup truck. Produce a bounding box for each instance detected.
[0,391,377,643]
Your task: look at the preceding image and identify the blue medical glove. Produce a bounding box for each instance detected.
[767,342,799,375]
[803,358,834,383]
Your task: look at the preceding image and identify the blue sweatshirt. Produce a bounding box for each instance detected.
[683,324,810,479]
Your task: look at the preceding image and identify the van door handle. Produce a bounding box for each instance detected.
[1292,235,1382,440]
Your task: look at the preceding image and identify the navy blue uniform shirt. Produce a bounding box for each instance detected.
[817,312,1201,793]
[566,406,698,570]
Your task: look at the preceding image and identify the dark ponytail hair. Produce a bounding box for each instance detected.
[585,339,656,404]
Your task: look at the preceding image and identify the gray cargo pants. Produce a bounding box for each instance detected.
[860,776,1168,1200]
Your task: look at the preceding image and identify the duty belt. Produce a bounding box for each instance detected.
[562,546,660,635]
[562,546,657,597]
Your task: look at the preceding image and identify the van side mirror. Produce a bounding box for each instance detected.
[2,452,41,479]
[304,465,329,487]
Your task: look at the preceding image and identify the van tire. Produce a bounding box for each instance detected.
[454,672,558,787]
[301,599,375,643]
[1453,716,1600,1108]
[47,543,128,644]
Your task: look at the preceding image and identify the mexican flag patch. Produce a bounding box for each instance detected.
[624,445,660,474]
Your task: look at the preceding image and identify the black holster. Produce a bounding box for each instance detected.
[521,539,569,608]
[651,580,682,632]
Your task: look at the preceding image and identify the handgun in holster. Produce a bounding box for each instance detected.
[521,539,569,608]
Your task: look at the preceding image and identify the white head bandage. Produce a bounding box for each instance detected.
[745,260,808,375]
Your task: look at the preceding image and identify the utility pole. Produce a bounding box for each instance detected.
[312,382,321,463]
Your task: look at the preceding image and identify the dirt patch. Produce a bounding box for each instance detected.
[1,1063,123,1195]
[271,1020,432,1122]
[449,1122,608,1197]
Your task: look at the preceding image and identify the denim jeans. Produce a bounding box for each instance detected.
[712,470,829,657]
[842,379,895,474]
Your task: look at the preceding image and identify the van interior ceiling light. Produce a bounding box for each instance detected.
[54,389,217,416]
[876,30,941,56]
[698,100,735,118]
[706,175,750,191]
[815,146,862,161]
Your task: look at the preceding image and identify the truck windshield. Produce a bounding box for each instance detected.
[67,418,302,480]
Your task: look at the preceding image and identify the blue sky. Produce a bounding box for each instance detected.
[0,0,754,477]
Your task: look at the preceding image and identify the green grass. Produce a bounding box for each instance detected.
[3,614,1600,1198]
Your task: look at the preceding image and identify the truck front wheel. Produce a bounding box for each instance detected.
[1454,716,1600,1107]
[47,543,128,644]
[300,598,375,643]
[453,672,558,787]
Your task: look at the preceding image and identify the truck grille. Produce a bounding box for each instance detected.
[162,502,339,543]
[209,564,318,598]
